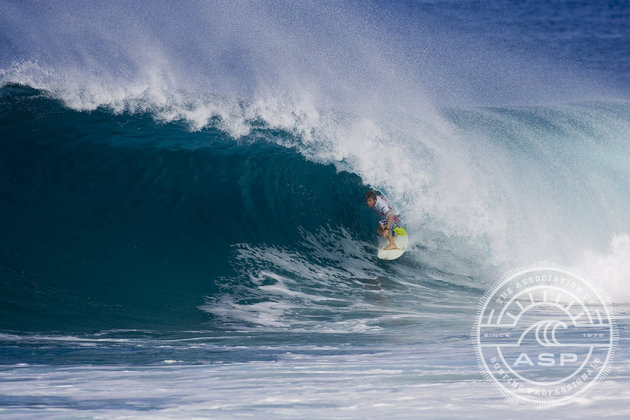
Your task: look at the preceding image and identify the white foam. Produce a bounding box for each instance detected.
[0,341,628,419]
[577,233,630,303]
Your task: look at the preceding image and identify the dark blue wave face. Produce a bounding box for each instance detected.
[0,85,369,332]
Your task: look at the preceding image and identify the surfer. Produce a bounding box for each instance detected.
[365,190,401,250]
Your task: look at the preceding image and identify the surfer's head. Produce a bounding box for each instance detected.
[365,190,377,207]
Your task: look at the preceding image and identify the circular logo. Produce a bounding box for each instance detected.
[473,261,618,409]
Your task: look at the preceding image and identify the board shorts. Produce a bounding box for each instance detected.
[380,218,401,236]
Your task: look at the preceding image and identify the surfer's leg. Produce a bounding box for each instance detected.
[383,226,398,250]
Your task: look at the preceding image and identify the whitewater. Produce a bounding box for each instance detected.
[1,1,629,418]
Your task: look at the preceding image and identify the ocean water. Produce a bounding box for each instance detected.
[1,0,629,418]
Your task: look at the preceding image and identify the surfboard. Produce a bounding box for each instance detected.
[377,227,408,260]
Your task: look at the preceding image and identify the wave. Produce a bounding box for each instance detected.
[1,2,630,333]
[1,84,628,337]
